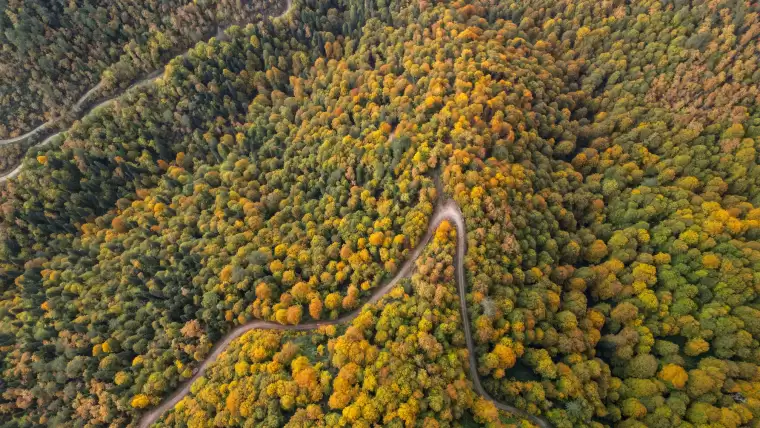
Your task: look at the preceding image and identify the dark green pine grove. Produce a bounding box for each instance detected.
[1,0,759,427]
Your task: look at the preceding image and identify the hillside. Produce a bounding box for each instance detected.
[1,0,759,427]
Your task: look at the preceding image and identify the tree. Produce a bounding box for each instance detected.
[658,364,688,389]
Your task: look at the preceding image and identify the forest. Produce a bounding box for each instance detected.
[157,223,534,427]
[0,0,285,174]
[1,0,759,427]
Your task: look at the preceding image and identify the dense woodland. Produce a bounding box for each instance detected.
[0,0,284,138]
[1,0,759,427]
[159,224,532,427]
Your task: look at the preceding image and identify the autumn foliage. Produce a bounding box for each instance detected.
[1,0,760,426]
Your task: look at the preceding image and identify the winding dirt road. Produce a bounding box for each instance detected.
[0,121,53,146]
[0,72,166,183]
[138,198,551,428]
[0,0,293,181]
[2,2,551,426]
[0,81,105,147]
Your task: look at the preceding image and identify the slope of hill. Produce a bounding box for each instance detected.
[1,0,759,427]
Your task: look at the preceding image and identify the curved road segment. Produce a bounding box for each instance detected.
[0,2,552,426]
[0,82,106,147]
[0,0,292,181]
[138,198,551,428]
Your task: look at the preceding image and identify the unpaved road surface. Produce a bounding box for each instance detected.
[3,3,551,426]
[138,198,551,428]
[0,0,292,179]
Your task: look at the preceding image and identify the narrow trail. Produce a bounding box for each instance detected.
[72,81,105,112]
[0,72,165,184]
[0,80,104,147]
[0,162,23,183]
[0,0,293,180]
[76,70,163,120]
[0,121,52,146]
[3,2,551,426]
[138,198,551,428]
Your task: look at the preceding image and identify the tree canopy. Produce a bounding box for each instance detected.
[1,0,759,426]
